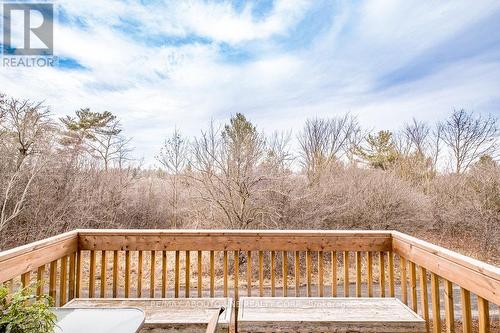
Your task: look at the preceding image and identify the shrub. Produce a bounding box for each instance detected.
[0,284,56,333]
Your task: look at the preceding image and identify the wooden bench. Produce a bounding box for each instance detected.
[237,297,426,333]
[64,298,233,333]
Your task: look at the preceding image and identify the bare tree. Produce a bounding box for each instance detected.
[0,96,51,233]
[430,124,442,173]
[403,118,431,156]
[114,135,134,170]
[266,131,294,173]
[190,114,266,228]
[298,114,359,183]
[1,97,51,169]
[87,120,125,171]
[156,129,188,227]
[0,92,6,120]
[441,109,498,174]
[0,157,44,232]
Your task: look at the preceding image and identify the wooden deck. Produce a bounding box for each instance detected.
[0,229,499,333]
[238,297,426,333]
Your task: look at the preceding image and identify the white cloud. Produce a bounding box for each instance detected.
[1,0,499,166]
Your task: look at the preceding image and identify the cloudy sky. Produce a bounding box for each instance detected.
[2,0,500,164]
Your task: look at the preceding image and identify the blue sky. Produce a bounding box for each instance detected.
[2,0,500,164]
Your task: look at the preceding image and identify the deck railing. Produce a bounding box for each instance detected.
[0,230,498,332]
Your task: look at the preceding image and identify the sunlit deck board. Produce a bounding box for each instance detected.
[64,298,233,333]
[237,297,426,333]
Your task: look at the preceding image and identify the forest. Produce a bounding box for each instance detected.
[0,92,498,264]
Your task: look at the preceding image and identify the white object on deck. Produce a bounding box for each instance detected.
[53,308,144,333]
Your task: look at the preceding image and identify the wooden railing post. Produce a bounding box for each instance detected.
[306,250,312,297]
[294,251,300,297]
[388,252,395,297]
[430,273,441,333]
[271,251,276,297]
[60,256,67,305]
[379,252,385,297]
[69,253,76,300]
[234,250,239,301]
[112,251,118,298]
[443,279,455,333]
[367,251,373,297]
[197,251,202,298]
[150,251,156,298]
[460,288,472,333]
[100,251,106,298]
[343,251,349,297]
[355,252,361,297]
[331,251,337,297]
[400,256,407,305]
[247,251,252,297]
[318,251,324,297]
[282,251,288,297]
[477,296,490,333]
[185,250,190,298]
[419,266,430,333]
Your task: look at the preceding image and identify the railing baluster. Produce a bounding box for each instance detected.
[271,251,276,297]
[234,250,239,301]
[100,251,106,298]
[306,250,312,297]
[388,252,395,297]
[112,250,118,298]
[209,251,214,297]
[419,266,430,333]
[125,250,130,298]
[60,256,67,305]
[400,256,408,305]
[444,279,455,333]
[37,265,44,296]
[259,251,264,297]
[89,250,96,298]
[318,251,324,297]
[6,279,13,294]
[477,296,490,333]
[49,260,57,300]
[197,251,202,298]
[21,271,30,288]
[294,251,300,297]
[409,261,418,312]
[365,252,372,297]
[137,251,143,298]
[162,251,167,298]
[223,251,228,297]
[355,251,361,297]
[150,251,156,298]
[331,251,337,297]
[344,251,349,297]
[379,252,385,297]
[282,251,288,297]
[76,251,82,298]
[69,252,76,300]
[185,250,190,298]
[460,288,472,333]
[430,272,441,333]
[247,251,252,297]
[174,251,180,298]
